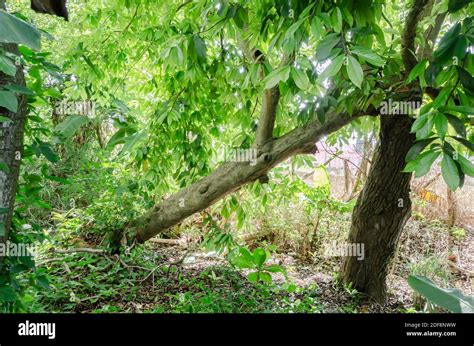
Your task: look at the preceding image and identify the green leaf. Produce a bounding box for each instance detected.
[408,275,474,313]
[35,275,50,290]
[448,0,472,13]
[263,65,290,89]
[406,138,437,162]
[265,264,284,273]
[318,55,344,80]
[434,23,460,64]
[233,6,248,29]
[443,105,474,115]
[416,151,440,177]
[0,54,17,76]
[285,283,297,293]
[0,222,5,236]
[291,68,311,90]
[441,154,461,190]
[0,285,17,302]
[416,113,434,140]
[119,130,147,155]
[346,55,363,88]
[0,10,41,50]
[331,7,342,33]
[350,46,384,66]
[433,112,448,139]
[457,155,474,176]
[424,63,440,87]
[0,115,12,123]
[285,18,304,40]
[0,91,18,112]
[452,136,474,151]
[54,115,91,139]
[260,271,273,284]
[406,59,427,84]
[310,16,323,40]
[457,67,474,95]
[453,36,468,60]
[4,84,34,96]
[192,35,207,64]
[233,256,254,269]
[411,112,429,133]
[431,87,450,110]
[315,33,340,61]
[444,113,467,137]
[252,248,267,268]
[38,142,59,163]
[239,247,255,263]
[247,271,259,283]
[106,128,128,151]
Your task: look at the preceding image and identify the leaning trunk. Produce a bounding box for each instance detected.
[342,114,414,303]
[122,110,376,245]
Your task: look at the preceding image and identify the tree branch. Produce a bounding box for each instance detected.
[253,52,294,148]
[421,9,447,60]
[402,0,433,74]
[254,86,280,147]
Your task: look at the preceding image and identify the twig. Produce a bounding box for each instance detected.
[149,238,182,245]
[51,247,106,254]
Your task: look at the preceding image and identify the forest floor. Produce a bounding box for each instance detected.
[29,212,473,313]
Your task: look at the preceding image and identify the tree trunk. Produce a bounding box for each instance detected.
[0,41,28,267]
[342,114,414,303]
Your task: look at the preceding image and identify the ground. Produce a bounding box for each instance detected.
[28,209,473,313]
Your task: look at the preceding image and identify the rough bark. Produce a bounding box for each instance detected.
[341,114,415,303]
[341,0,434,304]
[401,0,432,71]
[0,41,28,265]
[126,109,376,244]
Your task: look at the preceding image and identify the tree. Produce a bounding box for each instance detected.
[343,0,474,303]
[0,0,31,268]
[2,0,473,303]
[108,0,473,254]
